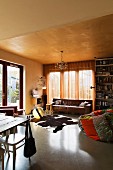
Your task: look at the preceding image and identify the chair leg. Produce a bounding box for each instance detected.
[0,148,4,170]
[13,145,16,170]
[3,144,10,157]
[2,153,4,170]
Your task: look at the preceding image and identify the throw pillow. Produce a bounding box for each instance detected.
[59,100,62,105]
[79,102,85,107]
[55,100,59,105]
[106,109,113,113]
[84,101,89,105]
[32,107,44,119]
[37,107,45,117]
[79,101,89,107]
[80,117,100,141]
[55,100,61,105]
[93,110,103,116]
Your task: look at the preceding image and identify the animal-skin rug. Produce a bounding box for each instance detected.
[35,114,78,133]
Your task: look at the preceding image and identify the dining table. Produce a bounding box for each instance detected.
[0,114,28,134]
[0,114,29,170]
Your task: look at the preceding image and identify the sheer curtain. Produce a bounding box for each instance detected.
[43,60,95,110]
[49,72,60,103]
[79,70,92,99]
[64,71,76,99]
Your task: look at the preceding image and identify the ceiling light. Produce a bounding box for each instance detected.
[55,51,68,70]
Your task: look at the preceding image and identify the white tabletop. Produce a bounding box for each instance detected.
[0,115,28,133]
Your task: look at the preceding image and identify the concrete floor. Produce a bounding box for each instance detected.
[1,114,113,170]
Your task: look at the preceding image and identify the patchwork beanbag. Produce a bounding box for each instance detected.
[105,113,113,130]
[78,111,113,142]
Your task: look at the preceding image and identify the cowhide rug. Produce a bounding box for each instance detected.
[34,114,78,133]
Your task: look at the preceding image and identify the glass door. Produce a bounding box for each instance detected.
[0,60,23,109]
[7,65,20,108]
[0,64,3,106]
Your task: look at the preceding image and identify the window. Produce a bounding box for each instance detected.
[0,60,23,109]
[64,71,76,99]
[49,72,60,102]
[79,70,92,99]
[48,70,93,102]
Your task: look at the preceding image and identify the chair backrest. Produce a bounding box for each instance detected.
[0,108,14,116]
[0,106,18,116]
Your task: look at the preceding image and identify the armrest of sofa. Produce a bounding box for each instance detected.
[51,102,55,105]
[84,104,92,114]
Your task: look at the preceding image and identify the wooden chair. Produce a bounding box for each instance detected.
[0,132,25,170]
[0,147,4,170]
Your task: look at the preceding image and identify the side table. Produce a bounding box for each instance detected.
[46,103,53,115]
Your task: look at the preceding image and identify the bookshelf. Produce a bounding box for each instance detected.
[95,58,113,110]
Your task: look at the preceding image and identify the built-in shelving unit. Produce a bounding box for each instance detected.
[95,58,113,110]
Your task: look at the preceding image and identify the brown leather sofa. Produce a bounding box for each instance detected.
[52,98,92,115]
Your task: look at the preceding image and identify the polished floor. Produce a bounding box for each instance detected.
[1,114,113,170]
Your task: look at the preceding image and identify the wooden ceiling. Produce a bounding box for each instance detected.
[0,1,113,64]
